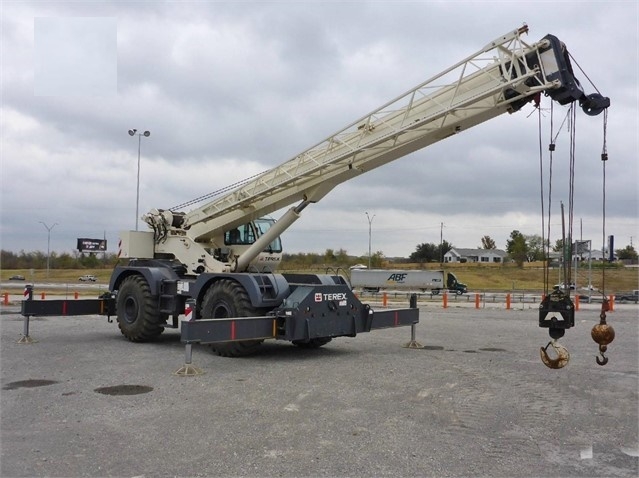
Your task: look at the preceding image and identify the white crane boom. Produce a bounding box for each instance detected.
[133,25,608,275]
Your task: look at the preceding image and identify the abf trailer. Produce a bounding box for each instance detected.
[350,269,467,294]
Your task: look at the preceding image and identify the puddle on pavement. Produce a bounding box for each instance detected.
[3,379,59,390]
[422,345,445,350]
[94,385,153,396]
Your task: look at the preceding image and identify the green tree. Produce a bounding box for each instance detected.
[323,249,336,262]
[553,237,576,262]
[79,253,101,269]
[370,251,384,268]
[524,234,547,262]
[616,244,638,261]
[438,240,453,263]
[56,252,77,269]
[335,248,349,264]
[480,235,496,249]
[506,230,528,267]
[409,240,453,263]
[553,238,566,252]
[0,250,18,268]
[409,243,438,262]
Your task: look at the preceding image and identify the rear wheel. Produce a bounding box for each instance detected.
[116,275,165,342]
[201,279,264,357]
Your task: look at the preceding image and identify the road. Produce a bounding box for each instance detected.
[1,305,637,477]
[1,281,106,290]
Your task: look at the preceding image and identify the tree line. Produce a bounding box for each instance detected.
[1,250,119,270]
[505,230,638,266]
[2,232,636,270]
[405,231,637,267]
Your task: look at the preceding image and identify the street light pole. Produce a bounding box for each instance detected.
[39,221,58,278]
[128,129,151,231]
[365,212,375,269]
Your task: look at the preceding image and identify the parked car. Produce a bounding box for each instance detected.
[9,275,25,281]
[78,275,97,282]
[616,290,639,303]
[553,283,576,290]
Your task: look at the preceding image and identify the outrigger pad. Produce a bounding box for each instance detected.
[174,364,204,377]
[539,292,575,330]
[16,335,37,344]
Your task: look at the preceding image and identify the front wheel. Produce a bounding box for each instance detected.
[200,279,264,357]
[116,275,165,342]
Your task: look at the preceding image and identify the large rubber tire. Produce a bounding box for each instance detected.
[201,279,264,357]
[292,337,333,349]
[116,275,165,342]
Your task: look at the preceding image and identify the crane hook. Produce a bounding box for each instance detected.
[591,299,614,367]
[596,348,609,366]
[540,340,570,369]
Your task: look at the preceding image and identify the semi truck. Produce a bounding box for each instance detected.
[350,269,467,294]
[21,25,608,357]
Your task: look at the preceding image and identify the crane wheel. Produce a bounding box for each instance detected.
[292,337,333,349]
[201,279,264,357]
[116,275,166,342]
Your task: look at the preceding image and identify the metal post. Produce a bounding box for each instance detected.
[440,222,444,265]
[588,240,592,304]
[402,293,423,349]
[39,221,57,278]
[366,212,375,269]
[136,134,141,231]
[184,343,193,364]
[128,129,150,231]
[174,299,204,376]
[174,342,204,377]
[18,285,37,344]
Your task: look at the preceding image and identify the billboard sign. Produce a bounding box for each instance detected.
[573,240,591,255]
[77,238,107,252]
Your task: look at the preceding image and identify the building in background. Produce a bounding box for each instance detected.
[444,248,508,264]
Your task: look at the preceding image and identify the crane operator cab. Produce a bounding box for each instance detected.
[218,218,283,271]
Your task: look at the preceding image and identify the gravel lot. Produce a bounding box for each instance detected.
[1,304,637,477]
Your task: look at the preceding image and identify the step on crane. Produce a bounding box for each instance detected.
[22,25,609,361]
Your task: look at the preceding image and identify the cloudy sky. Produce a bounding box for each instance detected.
[1,1,637,260]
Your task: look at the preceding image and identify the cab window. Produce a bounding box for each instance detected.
[224,219,282,253]
[224,224,252,245]
[254,218,282,253]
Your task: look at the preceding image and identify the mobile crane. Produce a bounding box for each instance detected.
[21,25,608,358]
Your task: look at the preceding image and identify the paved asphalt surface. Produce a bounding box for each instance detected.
[1,303,637,477]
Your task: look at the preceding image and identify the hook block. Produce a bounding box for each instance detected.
[539,292,575,330]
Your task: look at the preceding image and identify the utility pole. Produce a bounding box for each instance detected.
[365,212,375,269]
[440,222,444,265]
[39,221,58,278]
[128,129,151,231]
